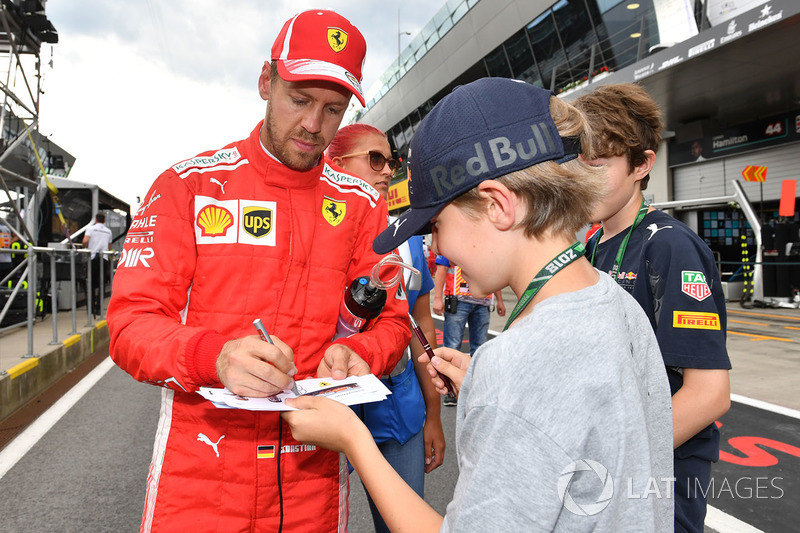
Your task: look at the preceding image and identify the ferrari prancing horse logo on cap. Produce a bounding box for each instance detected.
[327,28,348,52]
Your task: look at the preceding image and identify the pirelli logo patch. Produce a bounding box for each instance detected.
[673,310,720,330]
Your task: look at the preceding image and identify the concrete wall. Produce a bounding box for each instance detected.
[0,322,110,421]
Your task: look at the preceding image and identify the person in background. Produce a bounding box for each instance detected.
[107,10,409,532]
[81,212,113,313]
[282,78,673,532]
[327,123,445,533]
[0,217,15,281]
[433,254,504,405]
[575,83,730,533]
[584,221,602,243]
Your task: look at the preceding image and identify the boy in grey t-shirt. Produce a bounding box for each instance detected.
[282,78,673,532]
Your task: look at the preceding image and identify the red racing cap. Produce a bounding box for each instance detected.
[271,10,367,106]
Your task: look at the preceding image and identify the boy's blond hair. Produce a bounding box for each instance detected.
[452,95,606,240]
[573,83,663,190]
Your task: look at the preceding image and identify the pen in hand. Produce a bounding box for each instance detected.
[408,313,456,397]
[253,318,299,396]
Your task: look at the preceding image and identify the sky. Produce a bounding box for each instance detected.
[35,0,448,210]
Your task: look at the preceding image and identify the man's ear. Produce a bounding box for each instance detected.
[477,180,516,231]
[633,150,656,182]
[258,61,272,101]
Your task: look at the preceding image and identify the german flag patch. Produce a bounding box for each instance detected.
[257,445,275,459]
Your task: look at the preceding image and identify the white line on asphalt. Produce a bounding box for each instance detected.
[0,356,115,480]
[731,393,800,420]
[706,504,764,532]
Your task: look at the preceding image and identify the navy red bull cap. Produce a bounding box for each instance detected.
[373,78,581,254]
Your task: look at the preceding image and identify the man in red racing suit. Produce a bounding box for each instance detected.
[107,10,409,532]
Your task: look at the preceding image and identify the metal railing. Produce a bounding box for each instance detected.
[0,244,118,357]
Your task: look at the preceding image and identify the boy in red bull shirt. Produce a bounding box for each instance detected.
[576,83,731,533]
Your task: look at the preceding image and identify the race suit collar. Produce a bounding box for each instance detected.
[248,121,324,189]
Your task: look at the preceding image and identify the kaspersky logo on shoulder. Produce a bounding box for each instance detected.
[681,271,711,301]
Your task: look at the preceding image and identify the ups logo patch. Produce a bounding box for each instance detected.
[242,206,273,238]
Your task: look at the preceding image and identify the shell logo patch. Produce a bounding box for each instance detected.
[197,205,233,237]
[242,206,273,238]
[327,28,348,52]
[682,270,711,301]
[673,310,720,330]
[322,197,346,227]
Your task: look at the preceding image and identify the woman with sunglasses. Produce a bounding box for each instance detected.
[327,124,445,533]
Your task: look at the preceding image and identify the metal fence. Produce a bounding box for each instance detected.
[0,244,118,357]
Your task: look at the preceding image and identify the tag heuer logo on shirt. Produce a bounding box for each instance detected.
[681,271,711,301]
[322,197,346,227]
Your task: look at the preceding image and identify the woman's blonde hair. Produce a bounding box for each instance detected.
[452,95,606,240]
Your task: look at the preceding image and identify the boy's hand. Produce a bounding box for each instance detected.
[418,346,470,396]
[282,396,369,454]
[317,344,370,380]
[423,419,446,473]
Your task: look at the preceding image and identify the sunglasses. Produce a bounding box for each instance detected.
[339,150,401,176]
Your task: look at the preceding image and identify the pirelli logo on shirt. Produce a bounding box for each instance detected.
[673,310,720,330]
[194,196,277,246]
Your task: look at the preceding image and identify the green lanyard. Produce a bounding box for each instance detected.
[590,199,649,280]
[503,241,586,331]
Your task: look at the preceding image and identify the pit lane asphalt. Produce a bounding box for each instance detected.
[0,308,798,532]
